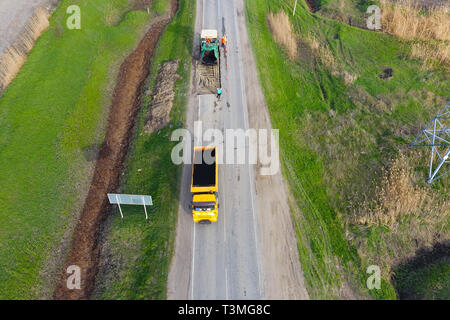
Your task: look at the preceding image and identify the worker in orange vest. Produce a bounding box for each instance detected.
[221,34,227,48]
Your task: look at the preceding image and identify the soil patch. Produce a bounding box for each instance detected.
[52,0,179,300]
[133,0,154,11]
[195,61,220,94]
[144,60,179,134]
[379,67,394,79]
[305,0,320,13]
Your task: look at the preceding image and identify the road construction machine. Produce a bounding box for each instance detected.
[200,29,219,65]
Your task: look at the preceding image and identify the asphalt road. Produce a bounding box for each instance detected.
[168,0,264,300]
[193,0,263,300]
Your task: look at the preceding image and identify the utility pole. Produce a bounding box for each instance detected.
[411,102,450,183]
[293,0,298,16]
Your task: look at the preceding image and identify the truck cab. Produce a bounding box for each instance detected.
[191,193,218,223]
[190,146,218,223]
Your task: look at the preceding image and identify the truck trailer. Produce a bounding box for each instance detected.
[190,146,219,223]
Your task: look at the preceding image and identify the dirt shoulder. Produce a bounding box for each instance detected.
[53,1,179,300]
[0,0,58,55]
[235,0,309,299]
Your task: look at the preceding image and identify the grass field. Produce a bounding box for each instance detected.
[0,0,163,299]
[394,256,450,299]
[92,0,195,300]
[245,0,448,299]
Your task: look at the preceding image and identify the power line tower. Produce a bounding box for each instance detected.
[411,102,449,183]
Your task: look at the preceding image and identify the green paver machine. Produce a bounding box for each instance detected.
[200,29,219,65]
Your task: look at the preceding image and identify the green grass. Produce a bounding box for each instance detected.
[245,0,448,299]
[394,258,450,300]
[318,0,377,27]
[92,0,195,300]
[151,0,171,14]
[0,0,161,299]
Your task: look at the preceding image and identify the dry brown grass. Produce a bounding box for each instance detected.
[351,153,449,228]
[378,0,450,70]
[348,151,449,270]
[104,2,121,26]
[266,11,358,83]
[380,0,450,41]
[0,8,50,90]
[267,11,298,60]
[410,41,450,69]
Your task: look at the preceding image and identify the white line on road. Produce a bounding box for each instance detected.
[196,96,202,146]
[223,173,226,241]
[225,267,229,300]
[190,222,196,300]
[198,96,201,118]
[217,0,230,301]
[216,0,220,30]
[222,152,228,299]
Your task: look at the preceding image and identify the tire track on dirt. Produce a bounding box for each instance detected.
[53,0,179,300]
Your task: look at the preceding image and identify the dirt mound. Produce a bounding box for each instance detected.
[53,0,179,300]
[196,62,220,94]
[144,60,179,134]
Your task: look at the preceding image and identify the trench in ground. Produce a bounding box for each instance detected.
[52,0,179,300]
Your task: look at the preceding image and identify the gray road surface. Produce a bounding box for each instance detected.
[169,0,264,300]
[168,0,311,300]
[191,0,263,300]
